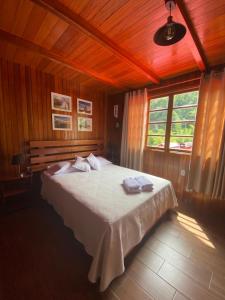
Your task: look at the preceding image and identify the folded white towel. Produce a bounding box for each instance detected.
[123,177,141,194]
[135,176,153,192]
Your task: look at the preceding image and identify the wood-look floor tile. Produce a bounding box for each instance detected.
[110,272,128,292]
[170,223,225,260]
[192,241,225,265]
[191,248,225,277]
[172,215,225,257]
[210,273,225,299]
[196,240,225,262]
[127,259,175,300]
[144,237,212,288]
[155,223,181,238]
[154,232,193,258]
[114,275,154,300]
[173,291,189,300]
[158,262,222,300]
[102,289,120,300]
[145,238,185,262]
[136,246,164,273]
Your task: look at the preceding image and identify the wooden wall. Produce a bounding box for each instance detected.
[106,93,124,164]
[0,58,106,175]
[143,150,191,199]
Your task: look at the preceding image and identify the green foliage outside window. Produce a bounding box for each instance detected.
[147,136,165,148]
[173,91,198,107]
[148,123,166,135]
[171,123,195,136]
[150,97,168,110]
[147,91,199,150]
[172,107,197,121]
[150,110,168,122]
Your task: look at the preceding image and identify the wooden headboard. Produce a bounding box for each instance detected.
[29,139,104,172]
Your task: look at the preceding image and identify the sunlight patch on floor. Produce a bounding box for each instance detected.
[177,212,215,249]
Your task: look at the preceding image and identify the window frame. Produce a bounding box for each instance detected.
[145,88,199,154]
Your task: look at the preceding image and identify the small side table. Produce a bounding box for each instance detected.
[0,174,33,204]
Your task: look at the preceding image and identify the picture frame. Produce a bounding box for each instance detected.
[77,98,92,115]
[51,92,72,112]
[52,113,72,131]
[78,117,92,132]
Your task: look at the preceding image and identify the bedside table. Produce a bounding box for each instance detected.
[0,174,33,203]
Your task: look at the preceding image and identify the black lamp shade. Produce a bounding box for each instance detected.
[11,153,24,165]
[154,21,186,46]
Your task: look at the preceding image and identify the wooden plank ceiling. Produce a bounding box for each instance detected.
[0,0,224,93]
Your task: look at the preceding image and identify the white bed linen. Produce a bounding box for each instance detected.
[41,164,178,291]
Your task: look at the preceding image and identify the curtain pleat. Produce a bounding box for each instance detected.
[212,123,225,200]
[188,69,225,200]
[120,89,147,171]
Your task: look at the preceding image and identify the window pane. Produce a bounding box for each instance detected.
[147,136,165,148]
[172,107,197,121]
[171,122,195,136]
[149,110,168,122]
[169,137,193,151]
[174,91,199,107]
[150,97,169,110]
[148,123,166,135]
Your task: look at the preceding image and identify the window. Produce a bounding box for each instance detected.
[146,91,199,152]
[147,96,169,149]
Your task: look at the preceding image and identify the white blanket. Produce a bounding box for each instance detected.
[41,164,178,291]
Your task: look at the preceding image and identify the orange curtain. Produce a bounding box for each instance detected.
[188,70,225,200]
[120,89,147,171]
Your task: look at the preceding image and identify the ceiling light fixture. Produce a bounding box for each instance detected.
[154,0,186,46]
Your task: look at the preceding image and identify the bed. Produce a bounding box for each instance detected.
[41,163,177,291]
[29,139,177,291]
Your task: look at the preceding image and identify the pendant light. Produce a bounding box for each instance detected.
[154,0,186,46]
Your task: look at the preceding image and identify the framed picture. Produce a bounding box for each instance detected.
[77,98,92,115]
[114,104,118,118]
[78,117,92,132]
[52,113,72,131]
[51,92,72,112]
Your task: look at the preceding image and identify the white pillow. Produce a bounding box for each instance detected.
[73,157,91,172]
[46,161,71,176]
[87,153,101,170]
[97,156,112,167]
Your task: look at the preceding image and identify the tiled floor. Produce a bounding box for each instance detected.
[0,196,225,300]
[103,211,225,300]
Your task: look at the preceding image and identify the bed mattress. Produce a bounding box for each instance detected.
[41,164,178,291]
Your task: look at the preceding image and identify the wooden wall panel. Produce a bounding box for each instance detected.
[106,93,124,164]
[0,58,106,175]
[1,0,225,92]
[143,150,191,200]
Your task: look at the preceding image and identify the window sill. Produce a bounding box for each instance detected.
[144,147,191,156]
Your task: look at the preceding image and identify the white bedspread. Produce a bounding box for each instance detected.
[41,164,178,291]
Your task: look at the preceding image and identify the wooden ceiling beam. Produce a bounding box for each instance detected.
[0,29,123,88]
[149,70,201,91]
[175,0,208,71]
[31,0,160,84]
